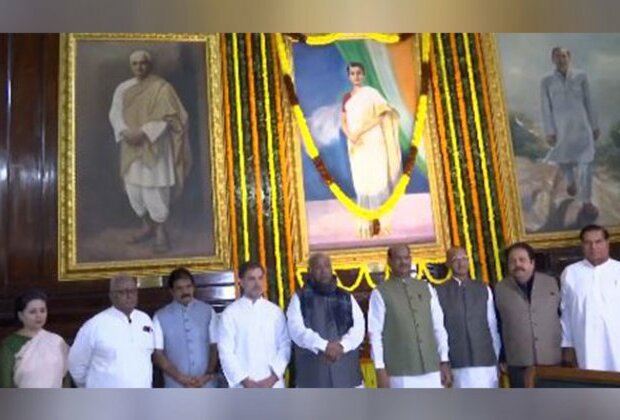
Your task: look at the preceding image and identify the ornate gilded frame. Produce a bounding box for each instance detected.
[483,33,620,249]
[58,33,230,280]
[284,33,451,267]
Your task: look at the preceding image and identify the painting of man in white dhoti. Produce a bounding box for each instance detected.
[109,50,192,254]
[72,40,215,263]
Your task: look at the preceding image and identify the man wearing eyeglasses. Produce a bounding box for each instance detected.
[68,275,155,388]
[434,247,501,388]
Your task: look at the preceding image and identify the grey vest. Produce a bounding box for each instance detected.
[294,292,363,388]
[495,272,561,367]
[155,300,213,388]
[435,279,497,368]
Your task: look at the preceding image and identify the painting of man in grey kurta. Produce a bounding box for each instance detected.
[540,46,600,221]
[497,34,620,235]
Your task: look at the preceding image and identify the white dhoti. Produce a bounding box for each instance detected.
[125,184,170,223]
[389,371,442,389]
[452,366,498,388]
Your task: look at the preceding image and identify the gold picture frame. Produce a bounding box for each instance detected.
[483,33,620,249]
[58,33,230,280]
[283,33,451,267]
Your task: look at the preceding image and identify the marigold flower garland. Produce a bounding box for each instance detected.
[245,34,268,280]
[474,33,510,271]
[232,34,251,261]
[286,33,404,46]
[259,33,286,307]
[430,41,460,247]
[435,34,475,278]
[449,33,489,282]
[271,34,298,297]
[221,35,240,295]
[275,33,431,222]
[463,33,503,282]
[296,264,368,292]
[296,257,451,293]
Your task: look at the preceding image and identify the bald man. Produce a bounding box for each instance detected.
[368,244,452,388]
[68,275,155,388]
[434,247,501,388]
[109,49,192,253]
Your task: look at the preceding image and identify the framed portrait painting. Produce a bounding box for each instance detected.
[281,33,450,265]
[484,33,620,248]
[58,33,230,280]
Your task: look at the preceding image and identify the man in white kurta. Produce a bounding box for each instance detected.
[540,47,599,216]
[435,247,501,388]
[368,244,451,388]
[561,225,620,372]
[218,262,291,388]
[286,253,365,388]
[68,275,154,388]
[109,50,191,253]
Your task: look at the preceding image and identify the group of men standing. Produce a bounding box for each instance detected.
[66,223,619,388]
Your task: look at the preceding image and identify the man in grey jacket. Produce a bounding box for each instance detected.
[495,242,562,388]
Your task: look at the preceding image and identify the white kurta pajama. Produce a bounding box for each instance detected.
[368,283,449,388]
[67,307,155,388]
[561,259,620,371]
[218,297,291,388]
[449,279,502,389]
[540,69,598,202]
[109,78,180,223]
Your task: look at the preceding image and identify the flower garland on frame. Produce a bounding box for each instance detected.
[285,33,405,45]
[271,34,298,297]
[295,257,451,293]
[434,34,475,278]
[275,33,432,223]
[462,33,503,282]
[449,33,490,282]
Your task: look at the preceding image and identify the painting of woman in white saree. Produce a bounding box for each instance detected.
[292,36,441,251]
[340,61,402,238]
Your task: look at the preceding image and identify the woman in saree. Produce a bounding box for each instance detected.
[0,290,69,388]
[340,62,402,239]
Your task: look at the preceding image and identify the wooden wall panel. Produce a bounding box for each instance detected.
[0,34,9,294]
[7,34,46,287]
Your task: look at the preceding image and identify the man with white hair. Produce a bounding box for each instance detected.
[109,50,192,253]
[68,275,155,388]
[540,46,599,218]
[286,253,365,388]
